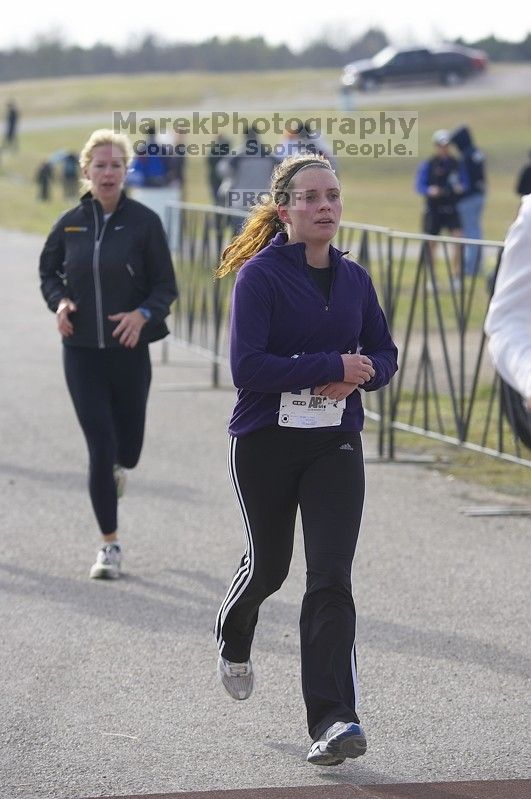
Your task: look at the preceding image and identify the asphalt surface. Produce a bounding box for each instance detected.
[18,65,531,134]
[1,228,530,799]
[80,779,531,799]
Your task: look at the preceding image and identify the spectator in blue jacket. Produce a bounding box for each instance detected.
[127,125,170,188]
[213,154,398,768]
[450,125,487,276]
[415,129,469,287]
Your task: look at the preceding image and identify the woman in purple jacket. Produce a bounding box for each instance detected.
[214,154,398,767]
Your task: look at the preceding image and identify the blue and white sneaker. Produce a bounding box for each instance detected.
[307,721,367,766]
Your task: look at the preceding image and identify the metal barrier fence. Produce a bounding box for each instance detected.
[165,201,531,468]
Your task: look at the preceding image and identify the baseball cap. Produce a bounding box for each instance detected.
[432,129,450,146]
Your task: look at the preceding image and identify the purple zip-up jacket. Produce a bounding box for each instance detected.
[228,232,398,436]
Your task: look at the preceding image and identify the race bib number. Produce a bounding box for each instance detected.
[278,388,346,428]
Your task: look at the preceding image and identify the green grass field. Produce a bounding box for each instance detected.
[1,68,530,493]
[0,67,528,238]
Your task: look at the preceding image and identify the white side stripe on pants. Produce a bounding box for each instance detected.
[351,646,360,710]
[214,436,255,654]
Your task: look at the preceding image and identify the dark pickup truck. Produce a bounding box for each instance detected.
[341,44,488,92]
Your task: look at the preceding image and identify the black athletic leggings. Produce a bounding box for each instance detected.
[63,344,152,534]
[214,425,365,741]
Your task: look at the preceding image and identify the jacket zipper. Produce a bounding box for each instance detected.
[305,266,335,311]
[325,262,338,312]
[91,203,110,349]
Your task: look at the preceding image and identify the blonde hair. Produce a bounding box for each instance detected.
[215,153,334,278]
[79,128,133,194]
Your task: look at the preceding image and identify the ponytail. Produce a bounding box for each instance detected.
[215,202,281,278]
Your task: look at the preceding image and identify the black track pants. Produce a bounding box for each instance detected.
[214,425,365,740]
[63,344,151,534]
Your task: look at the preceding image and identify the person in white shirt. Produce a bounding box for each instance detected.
[484,195,531,410]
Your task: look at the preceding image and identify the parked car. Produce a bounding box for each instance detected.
[341,44,489,92]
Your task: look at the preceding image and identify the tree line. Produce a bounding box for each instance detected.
[1,29,530,82]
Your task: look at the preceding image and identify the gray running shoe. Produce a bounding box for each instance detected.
[89,543,122,579]
[217,656,254,700]
[307,721,367,766]
[113,465,127,499]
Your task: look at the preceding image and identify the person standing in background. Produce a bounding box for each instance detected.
[128,125,170,188]
[216,124,280,232]
[62,152,79,199]
[278,121,338,174]
[450,125,487,276]
[415,129,468,287]
[35,160,53,201]
[515,150,531,197]
[207,133,231,204]
[4,100,19,151]
[168,128,187,200]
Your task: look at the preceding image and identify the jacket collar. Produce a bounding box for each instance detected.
[269,230,349,267]
[81,190,128,218]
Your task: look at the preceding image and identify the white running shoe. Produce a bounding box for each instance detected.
[89,543,122,579]
[307,721,367,766]
[113,465,127,499]
[217,656,254,700]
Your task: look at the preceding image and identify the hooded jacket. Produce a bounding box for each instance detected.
[450,126,486,198]
[228,232,398,436]
[39,192,178,348]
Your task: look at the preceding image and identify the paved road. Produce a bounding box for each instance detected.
[0,228,529,799]
[18,65,531,134]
